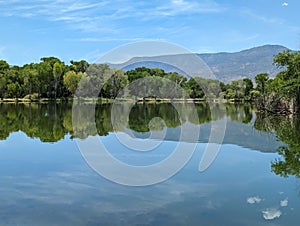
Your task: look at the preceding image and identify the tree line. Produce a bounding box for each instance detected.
[0,57,256,101]
[0,57,90,100]
[0,50,299,113]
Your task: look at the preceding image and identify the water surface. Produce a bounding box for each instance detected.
[0,103,299,225]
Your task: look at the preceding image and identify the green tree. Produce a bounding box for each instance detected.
[254,73,269,108]
[0,60,9,73]
[36,61,52,98]
[7,83,20,99]
[126,67,151,83]
[150,68,165,77]
[53,61,65,99]
[5,66,23,99]
[273,50,300,112]
[83,64,111,98]
[63,71,83,98]
[40,57,66,98]
[22,66,38,98]
[0,75,7,99]
[102,69,128,98]
[165,72,187,87]
[70,60,89,73]
[243,78,253,98]
[185,78,204,98]
[40,57,61,68]
[231,80,245,99]
[0,60,10,99]
[255,73,269,95]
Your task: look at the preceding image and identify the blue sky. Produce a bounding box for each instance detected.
[0,0,299,65]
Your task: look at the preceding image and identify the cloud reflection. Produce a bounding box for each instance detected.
[262,208,282,220]
[247,196,262,204]
[280,198,288,207]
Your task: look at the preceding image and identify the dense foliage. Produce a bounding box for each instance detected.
[0,58,90,100]
[0,57,254,101]
[0,50,299,113]
[253,50,300,113]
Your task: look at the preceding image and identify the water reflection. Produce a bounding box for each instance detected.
[255,113,300,178]
[0,102,299,178]
[0,102,255,140]
[1,102,300,225]
[0,103,69,141]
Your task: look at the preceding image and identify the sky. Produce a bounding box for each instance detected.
[0,0,299,65]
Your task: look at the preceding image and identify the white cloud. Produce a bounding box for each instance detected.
[0,0,225,34]
[0,0,112,32]
[282,2,289,7]
[172,0,185,5]
[156,0,225,16]
[60,2,108,13]
[280,198,288,207]
[243,10,285,25]
[247,196,262,204]
[262,208,282,220]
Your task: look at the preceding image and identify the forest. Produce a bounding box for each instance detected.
[0,50,299,113]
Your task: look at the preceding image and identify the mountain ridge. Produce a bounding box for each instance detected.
[111,44,290,82]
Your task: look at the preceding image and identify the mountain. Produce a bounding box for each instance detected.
[199,44,288,82]
[111,45,289,83]
[130,116,282,153]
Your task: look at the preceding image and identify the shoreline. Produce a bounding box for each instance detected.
[0,97,247,104]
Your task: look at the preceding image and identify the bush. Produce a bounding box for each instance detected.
[23,93,39,100]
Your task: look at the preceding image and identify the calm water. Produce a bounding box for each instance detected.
[0,102,299,225]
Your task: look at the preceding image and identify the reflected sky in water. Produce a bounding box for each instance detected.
[0,103,300,225]
[0,132,299,225]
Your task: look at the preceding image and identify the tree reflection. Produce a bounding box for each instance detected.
[0,103,69,142]
[128,103,181,132]
[226,103,253,123]
[272,116,300,178]
[272,146,300,178]
[1,102,297,178]
[0,102,255,142]
[255,113,300,178]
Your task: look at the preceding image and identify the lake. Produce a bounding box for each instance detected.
[0,102,299,225]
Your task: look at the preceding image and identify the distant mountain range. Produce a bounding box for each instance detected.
[111,45,289,83]
[130,115,282,153]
